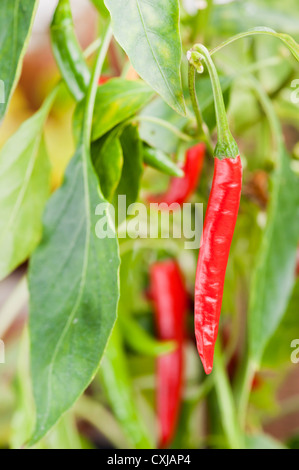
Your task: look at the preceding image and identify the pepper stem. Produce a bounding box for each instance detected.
[187,44,239,159]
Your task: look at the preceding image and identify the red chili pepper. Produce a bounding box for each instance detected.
[188,44,242,374]
[98,75,110,85]
[150,259,187,448]
[296,247,299,277]
[148,143,205,206]
[195,156,242,374]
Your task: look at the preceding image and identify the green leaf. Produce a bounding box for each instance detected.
[139,76,231,154]
[0,95,54,281]
[114,124,143,211]
[74,79,153,141]
[0,0,38,121]
[249,148,299,364]
[91,130,124,201]
[139,97,188,154]
[262,279,299,368]
[104,0,186,115]
[99,325,153,449]
[211,1,299,37]
[90,0,109,17]
[29,144,120,445]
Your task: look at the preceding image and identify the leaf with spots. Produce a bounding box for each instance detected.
[104,0,186,115]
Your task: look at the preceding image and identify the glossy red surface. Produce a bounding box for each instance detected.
[150,259,187,448]
[148,143,206,206]
[194,155,242,374]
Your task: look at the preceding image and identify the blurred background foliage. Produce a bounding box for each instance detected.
[0,0,299,449]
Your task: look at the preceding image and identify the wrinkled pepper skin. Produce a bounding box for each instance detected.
[150,260,188,448]
[195,155,242,374]
[148,143,205,206]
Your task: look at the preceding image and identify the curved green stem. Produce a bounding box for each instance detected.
[213,341,244,449]
[235,354,257,429]
[210,28,299,64]
[188,44,239,159]
[188,62,214,156]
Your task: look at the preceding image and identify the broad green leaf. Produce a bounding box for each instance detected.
[104,0,186,115]
[74,79,153,141]
[91,130,124,201]
[99,325,153,449]
[0,0,38,121]
[0,95,54,281]
[249,149,299,364]
[263,280,299,368]
[114,124,143,211]
[29,144,120,445]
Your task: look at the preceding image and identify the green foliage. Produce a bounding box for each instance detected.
[249,149,299,364]
[29,144,120,445]
[91,129,124,201]
[104,0,186,115]
[0,0,37,120]
[74,78,153,141]
[0,0,299,452]
[0,93,54,280]
[99,325,153,448]
[113,124,143,212]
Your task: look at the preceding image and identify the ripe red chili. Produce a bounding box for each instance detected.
[195,156,242,374]
[188,44,242,375]
[150,259,187,448]
[148,143,205,206]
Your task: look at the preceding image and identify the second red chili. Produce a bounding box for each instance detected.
[150,259,187,448]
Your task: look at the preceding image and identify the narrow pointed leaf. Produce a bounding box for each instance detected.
[91,131,124,201]
[249,148,299,363]
[114,124,143,211]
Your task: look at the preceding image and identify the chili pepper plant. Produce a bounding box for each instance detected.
[0,0,299,450]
